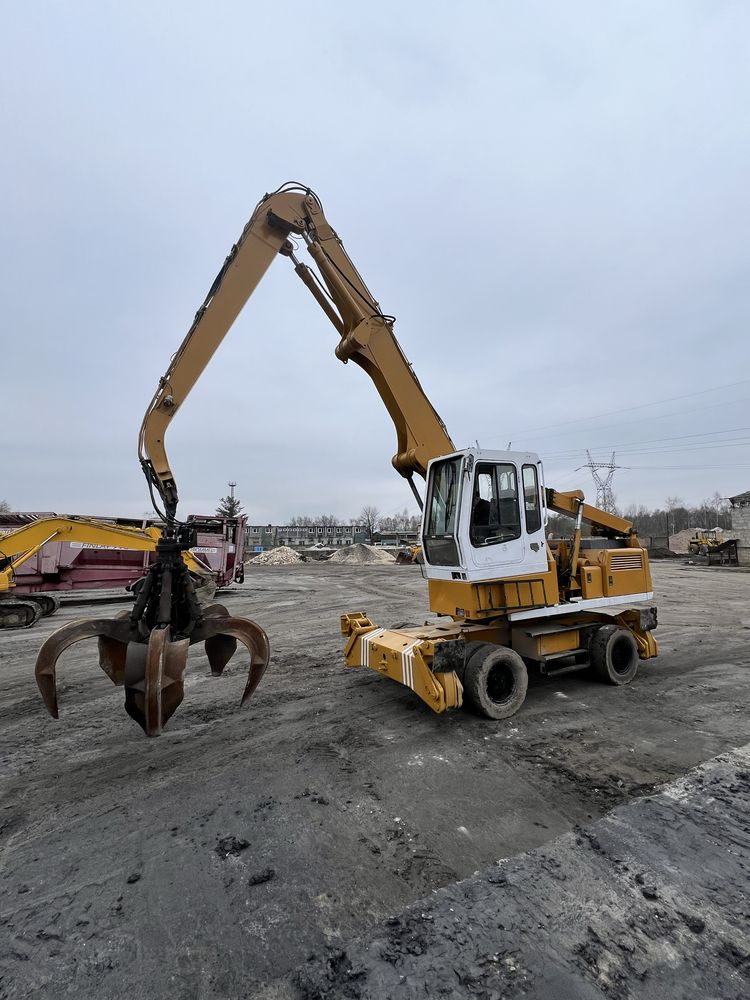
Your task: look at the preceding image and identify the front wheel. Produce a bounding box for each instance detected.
[463,645,528,720]
[589,625,639,685]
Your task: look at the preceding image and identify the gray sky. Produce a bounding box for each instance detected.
[3,1,749,523]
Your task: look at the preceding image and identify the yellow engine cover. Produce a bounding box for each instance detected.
[597,548,652,597]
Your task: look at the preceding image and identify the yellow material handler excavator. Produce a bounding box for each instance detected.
[34,182,657,734]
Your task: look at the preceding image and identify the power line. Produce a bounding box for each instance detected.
[549,440,750,463]
[620,464,750,471]
[542,426,750,460]
[502,377,750,441]
[517,396,750,448]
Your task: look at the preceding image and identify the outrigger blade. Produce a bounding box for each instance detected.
[33,524,269,736]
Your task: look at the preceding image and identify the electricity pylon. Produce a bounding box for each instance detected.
[584,451,619,513]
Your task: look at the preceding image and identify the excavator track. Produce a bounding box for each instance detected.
[0,598,43,629]
[24,593,61,618]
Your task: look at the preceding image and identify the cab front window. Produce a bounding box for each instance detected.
[423,457,462,566]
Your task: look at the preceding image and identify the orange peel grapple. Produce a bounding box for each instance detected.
[34,524,269,736]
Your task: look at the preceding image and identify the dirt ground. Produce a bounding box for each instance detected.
[1,562,749,998]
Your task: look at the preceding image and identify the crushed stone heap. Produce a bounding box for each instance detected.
[669,527,698,554]
[328,543,396,565]
[248,546,303,565]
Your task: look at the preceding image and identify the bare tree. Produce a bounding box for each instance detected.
[359,505,380,543]
[0,500,10,514]
[706,491,730,524]
[665,495,686,535]
[376,508,420,533]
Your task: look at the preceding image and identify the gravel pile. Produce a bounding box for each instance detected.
[328,543,396,565]
[669,527,698,554]
[248,546,303,565]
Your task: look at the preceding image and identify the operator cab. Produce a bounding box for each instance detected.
[421,449,549,583]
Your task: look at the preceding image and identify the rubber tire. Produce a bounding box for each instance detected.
[589,625,639,685]
[235,565,245,584]
[464,645,528,720]
[458,641,494,685]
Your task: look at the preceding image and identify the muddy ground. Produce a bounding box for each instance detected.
[300,745,750,999]
[1,562,749,998]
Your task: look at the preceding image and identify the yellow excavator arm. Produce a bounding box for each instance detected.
[546,489,637,539]
[0,516,206,596]
[139,183,454,520]
[0,516,211,631]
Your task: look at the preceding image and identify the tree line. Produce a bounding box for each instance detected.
[548,491,732,539]
[620,491,732,538]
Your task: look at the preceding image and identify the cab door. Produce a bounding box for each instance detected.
[468,461,527,571]
[466,460,548,577]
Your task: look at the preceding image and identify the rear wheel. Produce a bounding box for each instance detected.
[589,625,639,685]
[463,644,528,720]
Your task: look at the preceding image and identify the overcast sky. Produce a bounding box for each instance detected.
[3,1,749,524]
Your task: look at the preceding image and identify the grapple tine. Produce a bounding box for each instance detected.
[97,609,131,684]
[98,636,129,685]
[204,634,239,676]
[123,628,191,737]
[200,604,239,673]
[192,616,270,707]
[202,603,232,617]
[35,617,132,718]
[145,626,168,736]
[161,635,191,726]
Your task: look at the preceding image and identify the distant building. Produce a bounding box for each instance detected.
[245,524,276,551]
[372,528,420,547]
[245,522,366,551]
[729,491,750,566]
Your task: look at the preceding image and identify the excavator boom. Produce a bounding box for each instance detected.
[139,184,454,519]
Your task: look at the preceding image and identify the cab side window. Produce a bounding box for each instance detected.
[522,464,542,534]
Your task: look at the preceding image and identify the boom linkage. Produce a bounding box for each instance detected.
[546,489,637,539]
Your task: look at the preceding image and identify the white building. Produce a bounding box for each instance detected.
[245,523,365,551]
